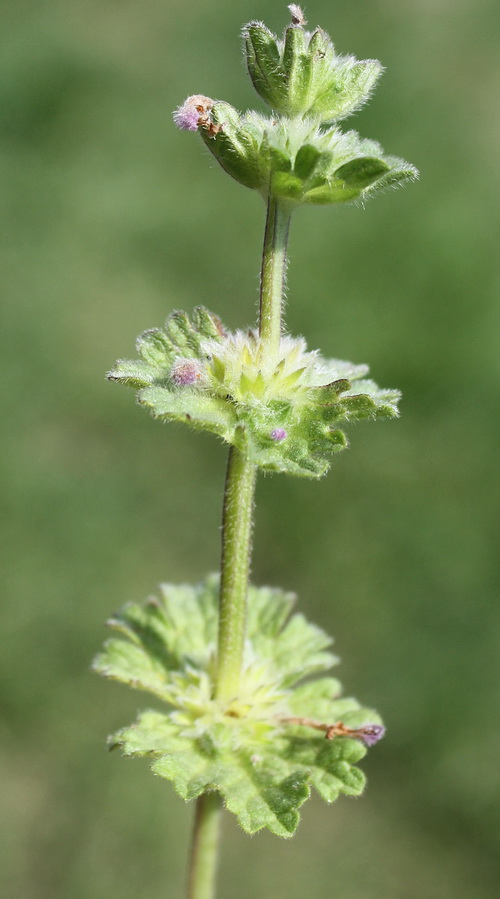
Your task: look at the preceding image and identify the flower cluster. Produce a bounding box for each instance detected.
[108,307,400,478]
[173,6,417,204]
[243,11,382,121]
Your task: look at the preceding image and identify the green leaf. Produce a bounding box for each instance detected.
[139,385,237,440]
[164,311,203,355]
[288,678,344,719]
[314,378,352,404]
[365,157,420,194]
[271,171,304,199]
[268,145,292,173]
[293,144,322,180]
[310,57,383,122]
[106,359,156,389]
[282,24,308,110]
[303,181,360,205]
[192,306,226,340]
[335,156,390,188]
[108,314,400,478]
[244,22,284,110]
[282,734,367,803]
[114,710,311,836]
[200,103,267,191]
[95,576,385,836]
[136,328,174,366]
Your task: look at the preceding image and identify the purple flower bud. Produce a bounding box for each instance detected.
[271,428,287,442]
[170,358,202,387]
[173,95,214,132]
[356,724,386,747]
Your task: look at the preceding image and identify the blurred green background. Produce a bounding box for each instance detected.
[2,0,499,896]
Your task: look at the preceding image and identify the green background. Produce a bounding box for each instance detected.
[2,1,499,896]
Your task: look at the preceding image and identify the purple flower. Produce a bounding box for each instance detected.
[271,428,287,442]
[173,95,214,132]
[170,358,202,386]
[356,724,386,747]
[288,4,306,26]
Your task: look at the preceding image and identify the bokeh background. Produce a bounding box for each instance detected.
[2,0,499,896]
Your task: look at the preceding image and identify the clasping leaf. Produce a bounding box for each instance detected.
[94,576,384,837]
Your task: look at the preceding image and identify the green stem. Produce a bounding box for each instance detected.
[186,192,290,896]
[215,445,257,702]
[186,792,222,899]
[259,196,292,357]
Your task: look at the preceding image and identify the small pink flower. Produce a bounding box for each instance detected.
[173,95,214,132]
[355,724,386,747]
[271,428,287,441]
[170,358,203,386]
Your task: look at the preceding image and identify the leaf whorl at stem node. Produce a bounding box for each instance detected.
[173,7,418,201]
[93,575,384,837]
[108,307,401,479]
[196,104,417,202]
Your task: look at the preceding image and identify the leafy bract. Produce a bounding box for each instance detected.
[244,17,383,123]
[94,576,383,837]
[200,106,418,203]
[108,308,400,479]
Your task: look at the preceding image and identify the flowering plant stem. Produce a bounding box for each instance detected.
[186,792,222,899]
[215,445,257,703]
[96,9,417,896]
[187,194,290,898]
[259,197,292,357]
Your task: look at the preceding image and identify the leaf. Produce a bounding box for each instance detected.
[267,611,337,687]
[112,707,370,834]
[106,359,156,389]
[95,576,384,836]
[310,57,383,122]
[200,103,268,191]
[246,584,296,639]
[108,314,400,478]
[244,22,285,110]
[335,156,390,188]
[164,312,203,355]
[293,144,322,180]
[288,678,344,718]
[271,171,304,199]
[139,385,237,440]
[365,157,420,194]
[282,734,367,803]
[303,181,360,205]
[263,141,292,173]
[114,710,310,836]
[136,328,175,366]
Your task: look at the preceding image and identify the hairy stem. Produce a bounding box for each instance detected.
[259,196,292,358]
[186,194,290,896]
[215,444,257,702]
[186,792,222,899]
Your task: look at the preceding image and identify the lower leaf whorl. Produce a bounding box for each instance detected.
[93,575,384,837]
